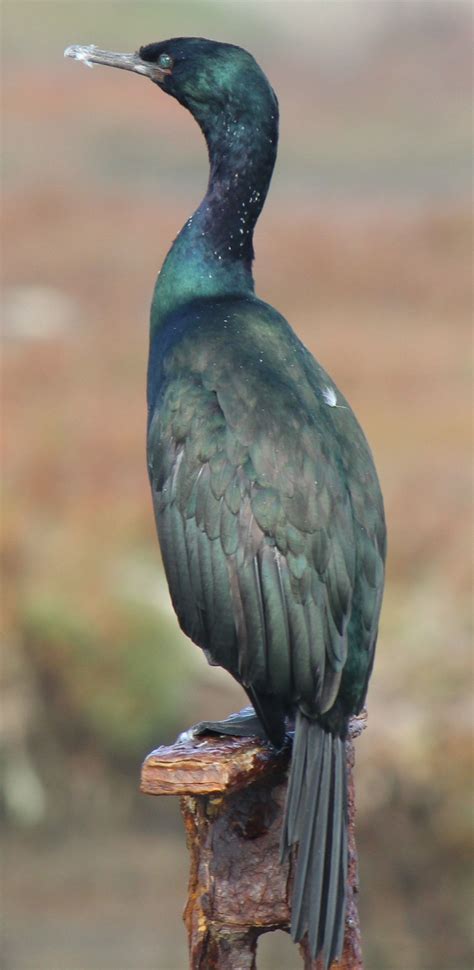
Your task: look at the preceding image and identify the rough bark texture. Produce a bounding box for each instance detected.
[141,712,366,970]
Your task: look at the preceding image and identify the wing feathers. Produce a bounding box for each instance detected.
[259,546,291,695]
[232,556,267,684]
[148,369,383,716]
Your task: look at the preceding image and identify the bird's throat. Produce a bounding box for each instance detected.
[151,102,278,331]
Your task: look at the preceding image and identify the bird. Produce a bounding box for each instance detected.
[65,37,386,968]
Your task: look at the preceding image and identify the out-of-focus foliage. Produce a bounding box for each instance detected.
[21,592,192,758]
[2,2,472,969]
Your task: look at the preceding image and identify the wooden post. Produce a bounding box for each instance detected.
[141,712,366,970]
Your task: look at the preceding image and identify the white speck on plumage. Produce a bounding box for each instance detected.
[322,385,347,409]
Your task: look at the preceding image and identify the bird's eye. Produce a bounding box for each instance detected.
[158,53,173,70]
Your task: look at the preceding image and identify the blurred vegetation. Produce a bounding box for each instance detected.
[21,593,191,758]
[2,2,473,969]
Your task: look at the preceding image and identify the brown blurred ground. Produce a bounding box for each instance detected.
[1,3,472,969]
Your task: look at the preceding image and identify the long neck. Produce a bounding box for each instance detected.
[151,99,278,330]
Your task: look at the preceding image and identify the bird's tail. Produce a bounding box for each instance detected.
[281,712,348,969]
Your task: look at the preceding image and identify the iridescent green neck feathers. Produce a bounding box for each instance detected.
[151,58,278,330]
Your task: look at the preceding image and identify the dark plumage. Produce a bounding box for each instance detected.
[65,36,386,968]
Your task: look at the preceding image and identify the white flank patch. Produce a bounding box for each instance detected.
[322,385,347,409]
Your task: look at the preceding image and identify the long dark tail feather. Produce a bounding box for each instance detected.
[281,712,348,969]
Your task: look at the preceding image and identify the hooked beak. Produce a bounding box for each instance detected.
[64,44,170,81]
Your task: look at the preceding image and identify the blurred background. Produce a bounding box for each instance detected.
[2,2,472,969]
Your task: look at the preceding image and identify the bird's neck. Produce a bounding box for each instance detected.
[151,102,278,330]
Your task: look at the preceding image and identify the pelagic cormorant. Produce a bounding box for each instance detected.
[65,38,386,967]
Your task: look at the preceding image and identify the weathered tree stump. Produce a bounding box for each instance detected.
[141,711,366,970]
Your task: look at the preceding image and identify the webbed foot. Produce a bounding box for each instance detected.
[177,705,270,743]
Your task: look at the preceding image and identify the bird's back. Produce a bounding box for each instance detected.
[147,294,385,740]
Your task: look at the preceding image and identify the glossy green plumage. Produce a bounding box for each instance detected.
[148,293,384,728]
[140,37,385,967]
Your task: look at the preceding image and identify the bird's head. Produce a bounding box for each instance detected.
[65,37,277,127]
